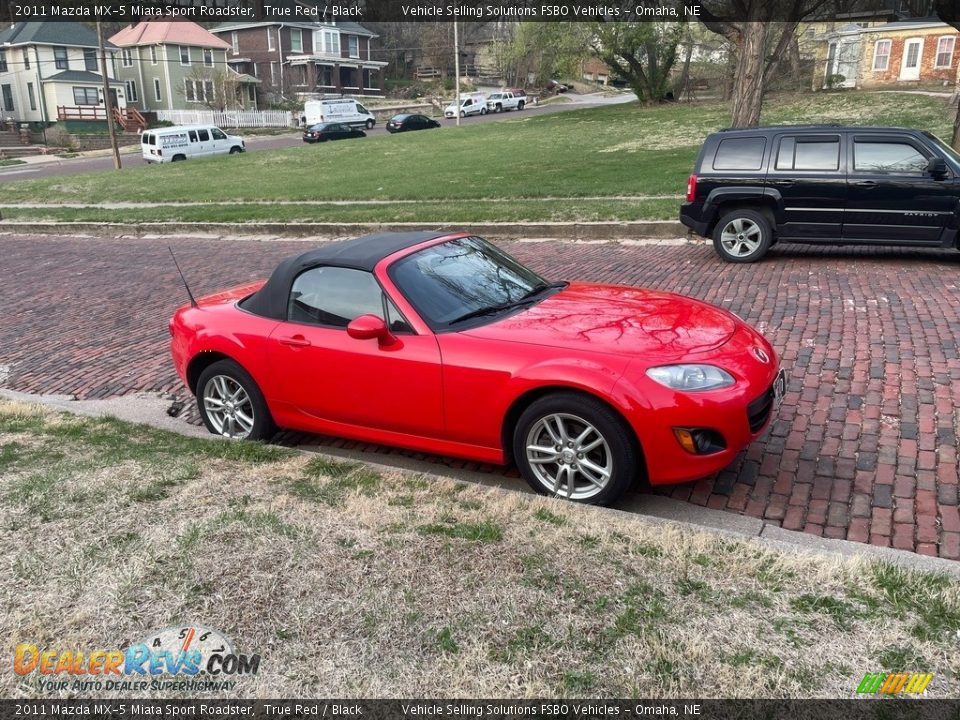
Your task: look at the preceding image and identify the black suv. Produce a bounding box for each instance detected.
[680,125,960,262]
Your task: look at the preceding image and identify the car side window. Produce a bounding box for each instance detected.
[854,141,928,174]
[188,130,198,142]
[712,137,765,171]
[289,266,384,328]
[775,136,840,171]
[211,128,227,140]
[197,129,210,142]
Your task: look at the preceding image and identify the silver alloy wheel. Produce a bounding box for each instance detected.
[525,412,613,501]
[202,374,254,439]
[720,217,763,258]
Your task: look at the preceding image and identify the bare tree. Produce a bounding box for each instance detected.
[593,22,685,103]
[183,66,244,111]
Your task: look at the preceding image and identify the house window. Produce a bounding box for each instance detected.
[150,46,158,65]
[322,30,339,55]
[121,48,133,68]
[204,48,214,67]
[204,80,214,103]
[0,51,6,73]
[125,80,138,103]
[873,39,891,71]
[348,36,359,58]
[22,48,30,70]
[320,65,333,86]
[84,49,97,71]
[72,87,99,105]
[2,84,13,112]
[231,31,239,55]
[154,78,162,101]
[291,29,303,53]
[267,27,275,51]
[27,82,36,111]
[54,46,69,70]
[936,36,956,68]
[270,62,277,85]
[179,46,191,66]
[185,79,196,102]
[248,84,255,102]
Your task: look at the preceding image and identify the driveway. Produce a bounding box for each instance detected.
[1,232,958,559]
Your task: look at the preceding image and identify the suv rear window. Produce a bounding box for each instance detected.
[712,137,766,171]
[776,137,840,171]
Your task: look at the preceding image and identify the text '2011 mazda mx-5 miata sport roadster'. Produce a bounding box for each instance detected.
[170,231,785,504]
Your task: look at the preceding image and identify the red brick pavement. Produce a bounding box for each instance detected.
[2,234,959,557]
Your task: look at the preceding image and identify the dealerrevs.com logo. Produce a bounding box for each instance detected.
[14,625,260,693]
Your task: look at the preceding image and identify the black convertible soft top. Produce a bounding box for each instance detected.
[241,230,457,319]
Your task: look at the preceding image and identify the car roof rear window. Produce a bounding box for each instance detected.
[712,137,766,171]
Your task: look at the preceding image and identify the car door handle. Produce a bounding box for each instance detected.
[279,335,311,347]
[855,180,878,187]
[772,180,794,186]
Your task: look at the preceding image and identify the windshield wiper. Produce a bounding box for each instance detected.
[448,281,567,326]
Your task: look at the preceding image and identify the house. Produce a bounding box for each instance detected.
[814,20,960,90]
[110,20,260,115]
[208,21,387,102]
[0,21,126,132]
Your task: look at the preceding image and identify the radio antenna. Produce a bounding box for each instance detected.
[168,246,197,308]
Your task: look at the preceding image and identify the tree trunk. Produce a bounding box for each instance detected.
[729,23,768,127]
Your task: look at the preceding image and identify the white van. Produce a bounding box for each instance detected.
[141,125,245,164]
[303,98,375,130]
[443,93,488,119]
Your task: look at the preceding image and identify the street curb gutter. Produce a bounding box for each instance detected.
[3,387,957,580]
[0,220,687,241]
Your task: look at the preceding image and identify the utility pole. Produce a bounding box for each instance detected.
[97,23,122,170]
[453,20,461,127]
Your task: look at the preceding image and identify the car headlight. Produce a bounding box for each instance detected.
[646,364,735,392]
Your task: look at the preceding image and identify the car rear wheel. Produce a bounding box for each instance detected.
[196,359,276,441]
[517,100,525,110]
[366,119,375,129]
[480,107,488,115]
[171,155,186,162]
[712,209,772,263]
[513,392,638,505]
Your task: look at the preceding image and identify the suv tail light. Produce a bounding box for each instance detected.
[686,174,697,202]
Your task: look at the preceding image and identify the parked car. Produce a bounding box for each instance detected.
[141,125,244,163]
[303,98,375,130]
[444,93,487,119]
[545,80,569,93]
[386,114,441,133]
[486,90,526,112]
[169,231,783,505]
[681,125,960,263]
[302,123,366,143]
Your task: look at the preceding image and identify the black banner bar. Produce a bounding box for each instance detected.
[3,700,960,720]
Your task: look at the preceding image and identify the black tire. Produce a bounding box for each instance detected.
[365,119,375,130]
[495,103,502,112]
[480,107,488,115]
[517,100,525,110]
[229,146,242,154]
[196,359,276,441]
[711,208,773,263]
[171,155,186,162]
[513,392,639,505]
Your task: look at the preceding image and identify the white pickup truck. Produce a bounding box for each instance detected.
[486,90,527,113]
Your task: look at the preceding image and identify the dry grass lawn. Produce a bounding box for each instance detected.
[2,400,959,699]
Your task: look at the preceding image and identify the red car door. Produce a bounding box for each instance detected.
[267,265,444,437]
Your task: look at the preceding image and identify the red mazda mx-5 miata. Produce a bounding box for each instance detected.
[170,231,784,504]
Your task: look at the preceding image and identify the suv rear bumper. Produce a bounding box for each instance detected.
[680,202,710,237]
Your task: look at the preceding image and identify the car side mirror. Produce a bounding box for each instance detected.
[927,157,948,178]
[347,314,395,346]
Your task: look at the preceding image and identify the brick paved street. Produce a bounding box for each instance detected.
[2,233,959,557]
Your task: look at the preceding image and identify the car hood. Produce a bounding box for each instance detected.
[460,282,738,358]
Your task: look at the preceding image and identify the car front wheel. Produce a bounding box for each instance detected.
[712,209,773,263]
[366,119,375,129]
[196,359,276,441]
[513,392,638,505]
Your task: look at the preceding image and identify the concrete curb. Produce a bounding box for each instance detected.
[3,386,957,580]
[0,220,688,241]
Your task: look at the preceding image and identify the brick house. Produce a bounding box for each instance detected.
[110,20,260,115]
[0,21,126,131]
[814,20,960,90]
[208,21,387,102]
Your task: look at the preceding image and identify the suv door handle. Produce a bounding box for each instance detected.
[279,334,311,347]
[772,180,794,186]
[855,180,878,187]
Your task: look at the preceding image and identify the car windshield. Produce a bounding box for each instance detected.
[922,131,960,166]
[389,236,559,331]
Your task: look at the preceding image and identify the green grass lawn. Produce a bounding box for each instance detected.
[1,91,953,224]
